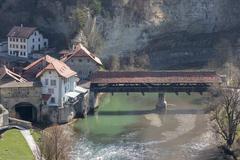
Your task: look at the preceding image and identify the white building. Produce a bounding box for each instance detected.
[7,25,48,58]
[23,55,79,107]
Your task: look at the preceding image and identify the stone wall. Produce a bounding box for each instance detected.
[0,84,42,121]
[41,97,84,124]
[65,56,100,80]
[0,105,9,127]
[9,117,32,129]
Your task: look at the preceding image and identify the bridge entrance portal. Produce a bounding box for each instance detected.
[14,103,37,122]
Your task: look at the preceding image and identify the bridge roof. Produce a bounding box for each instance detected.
[91,71,222,84]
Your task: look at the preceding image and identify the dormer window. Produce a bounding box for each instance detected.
[35,32,37,36]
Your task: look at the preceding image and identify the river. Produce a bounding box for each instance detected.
[70,93,225,160]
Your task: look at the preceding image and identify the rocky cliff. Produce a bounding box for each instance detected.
[96,0,240,69]
[1,0,240,69]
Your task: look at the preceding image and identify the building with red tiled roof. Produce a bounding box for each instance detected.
[61,43,103,80]
[23,55,79,107]
[0,65,27,85]
[7,25,48,58]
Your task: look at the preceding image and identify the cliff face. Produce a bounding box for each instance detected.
[1,0,240,69]
[96,0,240,68]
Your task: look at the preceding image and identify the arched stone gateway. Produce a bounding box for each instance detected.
[14,102,37,122]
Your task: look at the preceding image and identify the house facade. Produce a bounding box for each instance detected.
[7,26,48,58]
[61,44,103,80]
[39,67,78,107]
[23,55,79,108]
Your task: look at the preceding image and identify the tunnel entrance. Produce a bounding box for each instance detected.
[14,103,37,122]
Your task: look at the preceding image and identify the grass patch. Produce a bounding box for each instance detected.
[0,129,34,160]
[30,129,41,145]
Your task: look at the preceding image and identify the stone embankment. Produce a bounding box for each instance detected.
[0,104,9,128]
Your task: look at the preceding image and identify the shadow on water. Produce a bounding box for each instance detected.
[98,108,207,116]
[195,147,232,160]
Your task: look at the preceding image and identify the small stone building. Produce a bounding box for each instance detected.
[0,66,42,122]
[61,44,103,80]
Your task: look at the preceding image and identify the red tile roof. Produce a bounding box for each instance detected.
[7,26,37,38]
[0,65,27,82]
[61,44,103,65]
[91,71,222,84]
[24,55,77,78]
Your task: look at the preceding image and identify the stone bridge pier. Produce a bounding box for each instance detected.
[89,92,100,114]
[156,93,167,111]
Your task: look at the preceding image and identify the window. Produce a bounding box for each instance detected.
[23,45,26,49]
[50,97,55,103]
[16,45,18,48]
[49,71,51,74]
[44,42,47,47]
[38,44,40,50]
[10,51,12,55]
[51,80,56,86]
[16,38,18,42]
[38,38,40,42]
[87,59,90,63]
[20,45,22,49]
[23,52,26,56]
[45,79,49,85]
[13,44,15,48]
[13,38,15,42]
[33,39,34,42]
[34,32,37,36]
[32,45,34,50]
[79,59,82,62]
[23,39,26,42]
[48,88,54,94]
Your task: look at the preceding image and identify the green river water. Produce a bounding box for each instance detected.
[71,93,223,160]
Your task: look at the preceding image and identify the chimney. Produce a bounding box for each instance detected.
[20,24,23,27]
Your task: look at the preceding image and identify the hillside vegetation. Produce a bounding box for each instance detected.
[1,0,240,69]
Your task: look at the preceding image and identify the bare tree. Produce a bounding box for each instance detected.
[39,125,72,160]
[210,86,240,152]
[108,55,120,71]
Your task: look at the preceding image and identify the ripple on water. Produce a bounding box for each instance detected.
[71,136,146,160]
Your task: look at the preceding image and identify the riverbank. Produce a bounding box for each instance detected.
[0,129,34,160]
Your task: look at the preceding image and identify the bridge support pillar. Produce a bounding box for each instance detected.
[156,93,167,111]
[89,92,99,114]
